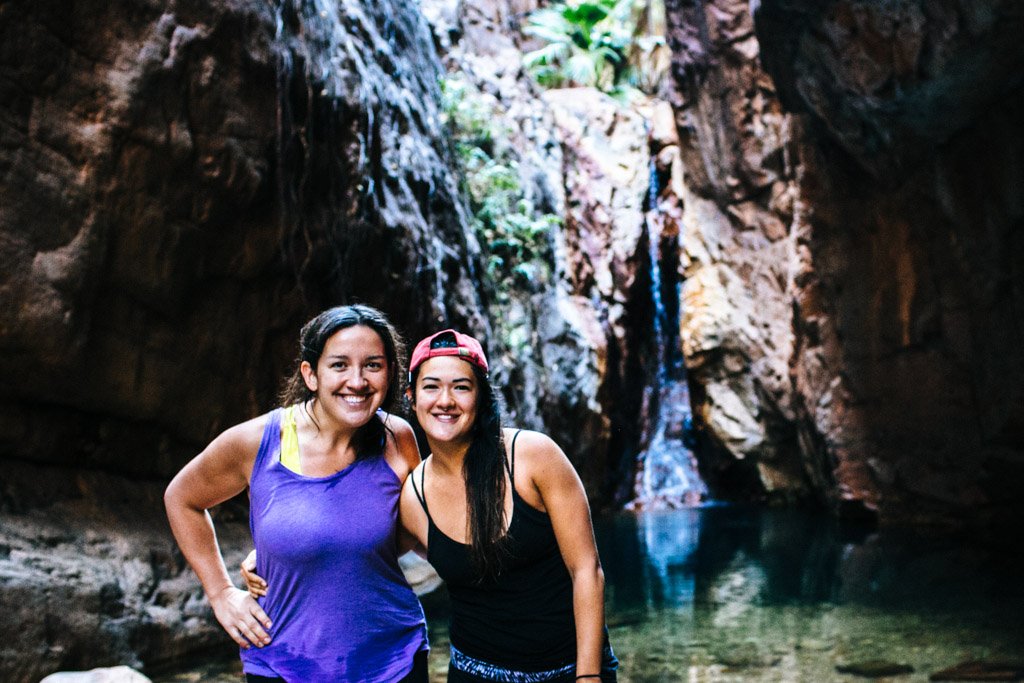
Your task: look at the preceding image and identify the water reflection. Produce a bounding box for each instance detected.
[601,505,1024,611]
[594,506,1024,682]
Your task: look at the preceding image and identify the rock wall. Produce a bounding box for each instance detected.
[0,0,484,484]
[667,0,805,501]
[424,0,663,502]
[0,0,485,679]
[667,0,1024,524]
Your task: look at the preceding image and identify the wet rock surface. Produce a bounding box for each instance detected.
[0,463,238,681]
[0,0,486,476]
[666,0,1024,523]
[1,0,472,679]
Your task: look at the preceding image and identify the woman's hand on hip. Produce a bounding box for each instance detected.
[210,585,272,649]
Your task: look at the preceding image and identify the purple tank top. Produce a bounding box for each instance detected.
[240,408,427,682]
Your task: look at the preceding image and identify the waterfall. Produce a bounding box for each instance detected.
[629,158,707,509]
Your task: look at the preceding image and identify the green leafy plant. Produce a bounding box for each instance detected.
[440,77,560,294]
[523,0,668,94]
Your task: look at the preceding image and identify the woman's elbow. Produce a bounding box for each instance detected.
[570,556,605,586]
[164,473,197,518]
[163,477,180,512]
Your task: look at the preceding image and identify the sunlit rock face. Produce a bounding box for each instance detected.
[424,0,657,502]
[1,0,478,678]
[666,0,805,502]
[543,88,654,498]
[667,0,1024,524]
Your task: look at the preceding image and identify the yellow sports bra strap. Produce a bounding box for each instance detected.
[280,405,301,474]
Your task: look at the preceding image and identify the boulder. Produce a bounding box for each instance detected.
[40,666,151,683]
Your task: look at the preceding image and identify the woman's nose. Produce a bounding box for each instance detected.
[436,388,455,408]
[347,368,368,388]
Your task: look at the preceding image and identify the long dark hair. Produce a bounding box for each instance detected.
[410,344,509,580]
[281,304,406,457]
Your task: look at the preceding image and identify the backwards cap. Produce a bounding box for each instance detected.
[408,329,489,381]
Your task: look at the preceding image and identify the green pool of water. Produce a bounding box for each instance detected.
[156,506,1024,682]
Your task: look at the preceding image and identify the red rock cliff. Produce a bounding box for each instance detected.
[667,0,1024,524]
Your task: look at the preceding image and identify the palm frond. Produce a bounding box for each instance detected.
[565,53,600,86]
[523,42,570,69]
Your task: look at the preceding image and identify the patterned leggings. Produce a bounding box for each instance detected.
[445,644,618,683]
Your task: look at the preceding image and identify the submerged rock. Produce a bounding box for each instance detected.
[711,641,781,668]
[795,638,833,652]
[836,660,914,677]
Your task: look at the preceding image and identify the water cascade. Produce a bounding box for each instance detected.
[629,158,707,508]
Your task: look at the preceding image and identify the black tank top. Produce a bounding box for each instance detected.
[411,431,576,670]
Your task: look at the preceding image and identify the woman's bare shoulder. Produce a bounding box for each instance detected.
[382,412,422,475]
[505,427,560,454]
[504,428,569,472]
[217,411,271,448]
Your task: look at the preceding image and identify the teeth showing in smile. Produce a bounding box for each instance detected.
[433,414,458,422]
[342,395,369,405]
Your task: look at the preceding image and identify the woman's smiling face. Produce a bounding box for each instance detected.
[303,324,389,430]
[412,356,479,447]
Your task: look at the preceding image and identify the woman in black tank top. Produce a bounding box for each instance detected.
[400,330,617,683]
[242,328,618,681]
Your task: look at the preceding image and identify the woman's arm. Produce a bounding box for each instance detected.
[240,549,265,597]
[521,431,605,678]
[164,418,272,648]
[399,463,430,558]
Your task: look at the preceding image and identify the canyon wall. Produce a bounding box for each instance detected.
[667,0,1024,524]
[0,0,485,678]
[0,0,485,486]
[3,0,1024,678]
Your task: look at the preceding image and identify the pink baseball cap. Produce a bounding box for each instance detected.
[408,329,489,379]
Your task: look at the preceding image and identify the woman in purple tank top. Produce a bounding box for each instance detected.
[165,305,429,683]
[246,329,617,683]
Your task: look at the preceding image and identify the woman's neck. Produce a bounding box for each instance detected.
[427,438,471,475]
[303,400,360,454]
